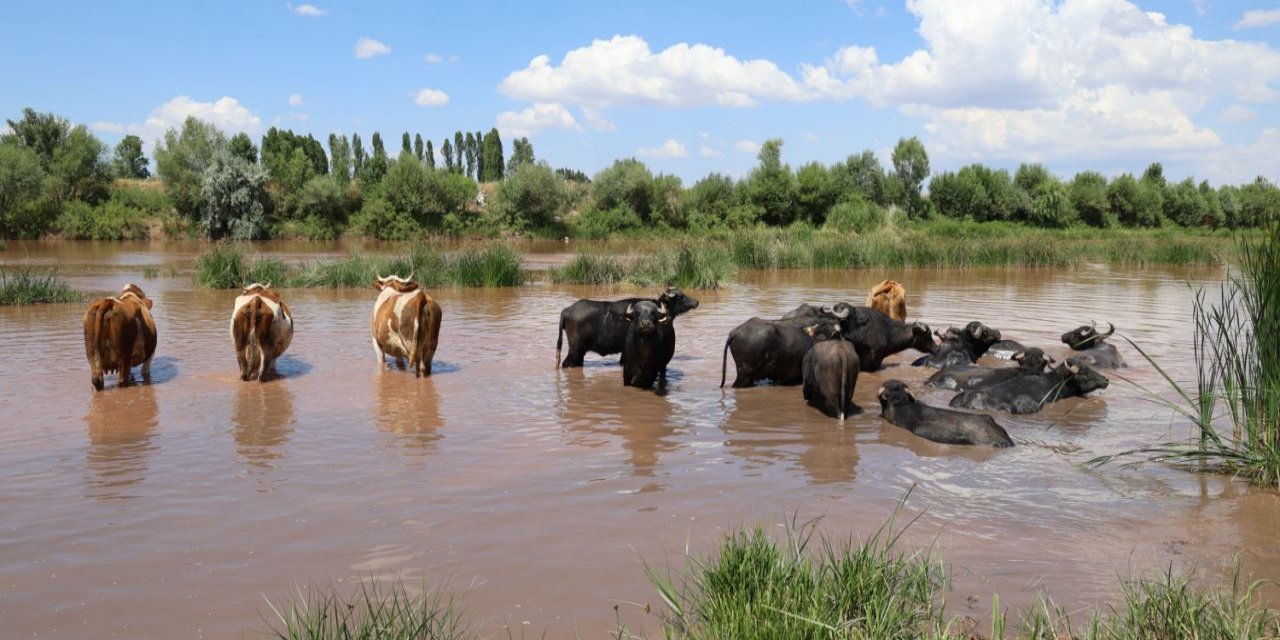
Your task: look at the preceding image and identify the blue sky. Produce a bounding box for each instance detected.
[3,0,1278,184]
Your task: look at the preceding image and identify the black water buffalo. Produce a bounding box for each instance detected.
[1061,322,1126,369]
[621,301,674,389]
[781,303,935,371]
[913,321,1001,368]
[949,361,1110,414]
[925,348,1054,390]
[878,380,1014,447]
[556,286,699,368]
[802,339,861,420]
[720,317,842,388]
[988,339,1029,360]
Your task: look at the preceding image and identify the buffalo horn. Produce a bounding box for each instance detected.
[1012,351,1025,361]
[657,303,669,323]
[831,305,850,319]
[1101,322,1116,338]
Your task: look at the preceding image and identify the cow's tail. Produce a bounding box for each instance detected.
[720,335,732,388]
[413,294,433,377]
[85,300,110,388]
[555,312,565,369]
[247,296,263,374]
[838,346,848,422]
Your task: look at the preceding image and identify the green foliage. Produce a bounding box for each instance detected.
[262,579,469,640]
[424,139,435,170]
[448,243,526,287]
[1165,177,1220,227]
[198,152,272,240]
[548,253,628,284]
[441,137,455,173]
[1070,171,1113,227]
[400,132,412,158]
[507,136,534,174]
[1238,177,1280,228]
[154,116,228,218]
[351,132,365,177]
[45,125,110,204]
[795,161,838,224]
[1142,161,1166,189]
[1029,178,1075,228]
[328,134,351,186]
[650,173,685,228]
[491,161,566,230]
[112,135,149,179]
[348,195,420,240]
[824,196,886,234]
[453,131,464,172]
[742,138,796,225]
[569,205,644,238]
[1014,162,1051,194]
[229,132,257,165]
[891,136,930,218]
[929,168,989,221]
[831,150,886,206]
[55,199,151,240]
[480,128,503,182]
[555,167,589,183]
[363,132,388,184]
[290,175,351,239]
[192,243,286,289]
[592,158,654,221]
[414,133,424,162]
[197,243,525,289]
[2,108,71,168]
[262,127,327,178]
[0,144,47,236]
[380,156,477,230]
[683,173,737,230]
[0,267,85,305]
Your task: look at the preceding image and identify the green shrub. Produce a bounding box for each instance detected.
[348,195,422,240]
[824,197,886,233]
[569,206,644,238]
[55,200,151,240]
[449,243,526,287]
[192,244,284,288]
[198,153,271,240]
[0,268,85,305]
[491,161,567,230]
[591,158,654,221]
[549,253,628,284]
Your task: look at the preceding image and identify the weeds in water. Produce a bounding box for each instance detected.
[196,243,526,290]
[0,268,85,305]
[551,245,734,289]
[549,253,629,285]
[141,265,160,278]
[1092,221,1280,485]
[262,579,470,640]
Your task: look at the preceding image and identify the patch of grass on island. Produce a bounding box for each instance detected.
[194,242,527,289]
[549,244,735,290]
[0,268,86,305]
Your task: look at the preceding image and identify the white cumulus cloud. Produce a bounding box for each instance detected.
[95,96,262,151]
[288,93,304,107]
[413,89,450,107]
[499,34,813,108]
[496,103,581,137]
[1220,103,1257,122]
[287,2,326,16]
[581,107,616,132]
[355,37,391,59]
[735,140,760,154]
[1235,7,1280,28]
[800,0,1280,177]
[637,139,688,158]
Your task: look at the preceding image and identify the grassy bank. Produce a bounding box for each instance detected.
[193,243,527,289]
[0,268,85,305]
[549,244,736,290]
[549,224,1233,287]
[255,507,1280,639]
[1094,221,1280,486]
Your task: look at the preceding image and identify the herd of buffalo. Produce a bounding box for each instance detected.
[82,276,1122,449]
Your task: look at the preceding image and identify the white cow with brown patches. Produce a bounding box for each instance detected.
[82,283,158,391]
[230,283,294,382]
[371,274,442,377]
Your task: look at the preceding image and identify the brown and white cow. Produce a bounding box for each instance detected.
[82,283,158,391]
[866,279,907,322]
[371,274,442,377]
[230,283,294,382]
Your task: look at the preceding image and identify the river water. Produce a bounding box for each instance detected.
[2,242,1277,638]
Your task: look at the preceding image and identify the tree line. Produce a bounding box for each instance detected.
[0,106,1277,241]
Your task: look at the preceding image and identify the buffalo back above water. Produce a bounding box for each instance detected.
[722,316,842,388]
[557,287,698,368]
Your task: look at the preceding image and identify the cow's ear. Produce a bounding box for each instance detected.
[144,297,154,310]
[372,280,384,290]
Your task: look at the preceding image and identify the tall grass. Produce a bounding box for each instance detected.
[0,268,86,305]
[262,579,470,640]
[550,244,734,289]
[1092,221,1280,485]
[194,243,526,289]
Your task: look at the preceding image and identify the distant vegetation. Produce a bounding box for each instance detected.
[193,243,526,289]
[2,107,1277,242]
[0,268,84,305]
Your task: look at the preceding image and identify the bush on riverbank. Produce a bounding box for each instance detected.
[193,243,527,289]
[0,268,85,305]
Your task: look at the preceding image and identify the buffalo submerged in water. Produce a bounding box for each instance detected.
[913,321,1001,368]
[621,300,674,390]
[555,286,699,368]
[878,380,1014,447]
[950,361,1110,414]
[925,347,1055,391]
[721,316,843,388]
[781,303,936,371]
[1062,322,1127,369]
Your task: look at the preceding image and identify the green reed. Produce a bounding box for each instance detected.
[0,267,85,305]
[262,579,470,640]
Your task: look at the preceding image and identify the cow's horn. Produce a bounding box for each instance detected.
[264,281,271,289]
[406,271,415,282]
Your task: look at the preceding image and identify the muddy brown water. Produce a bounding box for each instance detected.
[3,242,1280,638]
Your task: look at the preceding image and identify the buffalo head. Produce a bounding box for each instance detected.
[1061,322,1115,350]
[911,322,937,353]
[1060,361,1110,395]
[625,300,669,336]
[803,318,843,342]
[1011,347,1054,373]
[657,286,700,317]
[877,380,915,408]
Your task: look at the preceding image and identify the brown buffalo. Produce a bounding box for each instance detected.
[82,283,158,391]
[231,283,294,382]
[371,275,442,377]
[866,279,907,321]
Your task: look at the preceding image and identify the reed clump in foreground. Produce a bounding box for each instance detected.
[193,243,527,289]
[1092,219,1280,486]
[0,267,86,305]
[262,579,469,640]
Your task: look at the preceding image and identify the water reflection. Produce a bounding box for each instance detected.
[232,381,295,467]
[720,388,860,486]
[558,367,679,481]
[84,384,159,500]
[374,370,444,453]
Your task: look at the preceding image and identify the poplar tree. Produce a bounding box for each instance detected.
[464,131,476,178]
[401,132,412,158]
[352,132,365,178]
[414,133,424,161]
[480,128,504,182]
[453,131,464,173]
[441,138,455,172]
[425,140,435,169]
